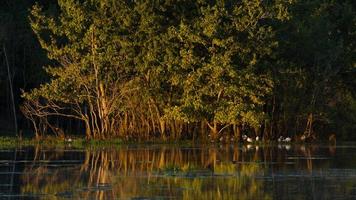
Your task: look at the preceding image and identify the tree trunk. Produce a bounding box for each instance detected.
[3,45,18,136]
[207,121,218,140]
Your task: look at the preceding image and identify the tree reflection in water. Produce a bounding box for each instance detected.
[15,144,356,200]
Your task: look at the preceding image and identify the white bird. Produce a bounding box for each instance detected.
[255,136,259,142]
[242,135,248,141]
[247,137,253,143]
[278,136,283,142]
[284,137,291,142]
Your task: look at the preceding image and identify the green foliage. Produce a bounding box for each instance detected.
[268,0,356,138]
[158,1,282,129]
[20,0,356,141]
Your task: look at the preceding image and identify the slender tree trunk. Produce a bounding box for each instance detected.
[233,124,241,141]
[3,45,18,136]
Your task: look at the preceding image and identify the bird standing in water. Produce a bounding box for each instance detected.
[242,135,248,141]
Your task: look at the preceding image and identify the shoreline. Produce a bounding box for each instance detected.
[0,135,340,149]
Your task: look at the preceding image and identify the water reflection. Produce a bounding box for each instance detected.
[1,144,356,199]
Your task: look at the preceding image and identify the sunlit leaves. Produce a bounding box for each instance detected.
[25,0,296,137]
[160,0,280,129]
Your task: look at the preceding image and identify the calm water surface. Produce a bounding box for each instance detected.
[0,143,356,200]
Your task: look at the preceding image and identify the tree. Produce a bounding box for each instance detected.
[162,0,289,139]
[268,0,356,140]
[24,0,138,138]
[22,0,355,142]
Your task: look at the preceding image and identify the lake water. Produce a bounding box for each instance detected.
[0,143,356,199]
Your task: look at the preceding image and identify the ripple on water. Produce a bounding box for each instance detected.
[0,144,356,200]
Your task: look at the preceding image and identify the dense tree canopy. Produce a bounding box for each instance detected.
[1,0,354,141]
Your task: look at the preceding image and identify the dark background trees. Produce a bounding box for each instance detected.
[269,0,356,140]
[0,0,49,134]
